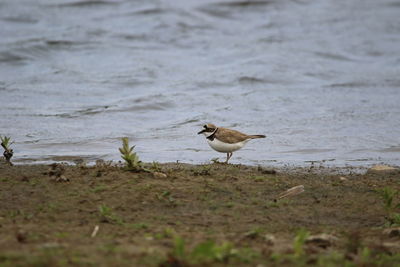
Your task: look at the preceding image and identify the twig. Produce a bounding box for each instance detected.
[275,185,305,201]
[91,225,99,238]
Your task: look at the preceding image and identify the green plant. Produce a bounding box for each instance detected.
[92,185,107,193]
[360,247,371,264]
[118,138,148,172]
[193,165,212,176]
[293,229,310,257]
[191,240,234,263]
[378,187,399,211]
[168,234,263,265]
[172,236,186,260]
[377,187,400,227]
[98,204,123,225]
[171,238,235,264]
[0,136,14,165]
[150,161,161,172]
[156,190,170,199]
[386,212,400,227]
[211,158,220,164]
[129,222,149,230]
[234,247,260,263]
[156,191,176,205]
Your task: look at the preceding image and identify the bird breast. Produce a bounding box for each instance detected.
[207,138,248,153]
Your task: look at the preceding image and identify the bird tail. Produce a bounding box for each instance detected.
[249,135,266,139]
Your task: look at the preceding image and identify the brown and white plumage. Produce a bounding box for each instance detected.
[198,123,266,163]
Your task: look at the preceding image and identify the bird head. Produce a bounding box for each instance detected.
[198,123,217,136]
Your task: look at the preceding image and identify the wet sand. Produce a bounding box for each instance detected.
[1,161,400,266]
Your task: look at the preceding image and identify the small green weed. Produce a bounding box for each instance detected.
[54,232,69,239]
[0,135,14,165]
[377,187,400,227]
[172,236,186,260]
[156,191,176,205]
[377,187,398,211]
[293,228,310,257]
[154,227,176,239]
[211,158,220,164]
[92,185,107,193]
[168,237,259,265]
[193,165,211,176]
[359,247,371,265]
[150,161,162,172]
[386,212,400,227]
[128,222,149,230]
[119,137,149,172]
[191,240,234,263]
[98,204,123,225]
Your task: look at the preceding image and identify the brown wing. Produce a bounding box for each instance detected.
[214,127,250,144]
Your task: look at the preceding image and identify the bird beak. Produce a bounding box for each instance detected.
[198,129,206,134]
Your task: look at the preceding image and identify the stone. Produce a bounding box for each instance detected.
[382,242,400,253]
[55,175,70,182]
[264,234,276,245]
[305,233,338,248]
[383,227,400,238]
[153,172,167,179]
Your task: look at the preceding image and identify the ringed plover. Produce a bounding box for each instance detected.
[198,123,266,163]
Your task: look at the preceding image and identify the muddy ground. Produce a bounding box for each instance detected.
[0,161,400,266]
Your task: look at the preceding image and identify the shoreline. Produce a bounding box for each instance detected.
[6,158,400,176]
[0,162,400,266]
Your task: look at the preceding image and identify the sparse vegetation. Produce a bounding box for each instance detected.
[378,187,398,211]
[156,190,176,206]
[167,237,257,265]
[0,163,400,266]
[192,165,211,176]
[0,136,14,165]
[150,161,162,172]
[377,187,400,226]
[98,204,123,225]
[293,228,310,257]
[387,212,400,226]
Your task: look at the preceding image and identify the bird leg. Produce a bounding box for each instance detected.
[225,152,233,163]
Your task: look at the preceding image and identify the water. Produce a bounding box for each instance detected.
[1,0,400,167]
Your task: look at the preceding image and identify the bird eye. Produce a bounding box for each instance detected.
[203,125,207,128]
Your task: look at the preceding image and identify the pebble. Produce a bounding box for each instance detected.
[383,227,400,238]
[153,172,167,179]
[264,234,276,245]
[305,233,338,248]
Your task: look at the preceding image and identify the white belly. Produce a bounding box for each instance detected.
[207,138,248,153]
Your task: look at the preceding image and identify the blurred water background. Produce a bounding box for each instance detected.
[1,0,400,167]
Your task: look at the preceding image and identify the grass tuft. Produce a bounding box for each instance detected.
[377,187,398,211]
[377,187,400,227]
[293,228,310,257]
[98,204,123,225]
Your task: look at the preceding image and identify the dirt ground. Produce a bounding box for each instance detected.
[0,161,400,266]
